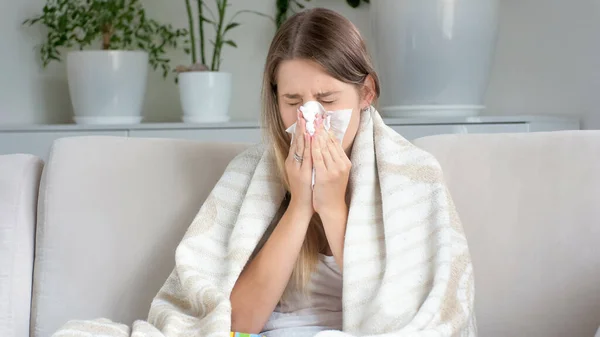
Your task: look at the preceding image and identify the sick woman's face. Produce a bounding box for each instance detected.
[276,59,372,153]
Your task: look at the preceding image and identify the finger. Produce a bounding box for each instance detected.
[302,132,312,172]
[297,110,306,133]
[295,111,305,157]
[312,131,326,174]
[287,123,298,161]
[317,124,335,170]
[326,136,343,163]
[330,133,352,169]
[324,129,343,161]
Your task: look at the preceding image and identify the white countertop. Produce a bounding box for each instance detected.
[0,115,579,132]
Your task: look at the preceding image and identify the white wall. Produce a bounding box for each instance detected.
[0,0,369,124]
[1,0,599,128]
[485,0,600,129]
[0,0,73,124]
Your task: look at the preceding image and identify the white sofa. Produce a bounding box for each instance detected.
[1,132,599,337]
[0,154,43,337]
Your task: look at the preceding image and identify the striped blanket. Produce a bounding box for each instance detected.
[53,107,477,337]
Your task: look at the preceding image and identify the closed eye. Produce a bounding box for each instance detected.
[316,91,341,105]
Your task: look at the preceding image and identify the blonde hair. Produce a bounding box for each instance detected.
[260,8,381,295]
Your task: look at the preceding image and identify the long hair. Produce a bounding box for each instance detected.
[261,8,381,295]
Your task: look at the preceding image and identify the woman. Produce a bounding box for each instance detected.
[51,7,475,337]
[229,7,376,336]
[229,7,473,337]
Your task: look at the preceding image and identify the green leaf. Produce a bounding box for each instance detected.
[346,0,361,7]
[23,17,42,26]
[202,16,215,25]
[233,10,274,23]
[224,40,237,48]
[22,0,187,78]
[224,22,240,32]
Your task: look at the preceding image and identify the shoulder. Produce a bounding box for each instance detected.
[374,116,445,179]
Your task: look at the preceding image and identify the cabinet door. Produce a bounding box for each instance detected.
[129,128,262,143]
[0,131,127,162]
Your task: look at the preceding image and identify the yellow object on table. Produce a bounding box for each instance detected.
[230,332,264,337]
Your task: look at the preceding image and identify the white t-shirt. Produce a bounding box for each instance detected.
[262,254,343,337]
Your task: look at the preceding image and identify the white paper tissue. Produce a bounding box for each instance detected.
[285,101,353,187]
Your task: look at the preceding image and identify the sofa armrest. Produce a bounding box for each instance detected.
[0,154,44,337]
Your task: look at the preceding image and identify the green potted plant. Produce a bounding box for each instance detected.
[23,0,187,125]
[176,0,270,123]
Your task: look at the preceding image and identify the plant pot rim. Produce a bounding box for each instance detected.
[68,50,148,55]
[178,71,232,75]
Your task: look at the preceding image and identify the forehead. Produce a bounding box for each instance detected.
[276,59,344,95]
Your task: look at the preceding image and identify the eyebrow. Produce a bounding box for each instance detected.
[281,91,341,99]
[316,91,341,98]
[282,93,302,99]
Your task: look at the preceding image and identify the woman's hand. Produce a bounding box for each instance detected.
[285,111,314,216]
[311,116,351,268]
[311,116,351,218]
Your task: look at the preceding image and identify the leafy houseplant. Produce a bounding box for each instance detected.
[276,0,369,29]
[23,0,188,125]
[23,0,188,78]
[176,0,270,123]
[177,0,270,72]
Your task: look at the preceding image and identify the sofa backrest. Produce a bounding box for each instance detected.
[0,154,43,337]
[31,131,600,337]
[31,136,249,337]
[414,131,600,337]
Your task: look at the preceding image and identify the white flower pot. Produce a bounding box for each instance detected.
[178,72,232,123]
[67,51,148,124]
[371,0,499,117]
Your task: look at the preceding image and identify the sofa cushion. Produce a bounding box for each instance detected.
[0,154,43,337]
[30,136,249,337]
[414,131,600,337]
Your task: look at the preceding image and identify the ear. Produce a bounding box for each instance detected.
[360,75,376,110]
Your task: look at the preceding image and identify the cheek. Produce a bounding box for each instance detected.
[279,101,298,128]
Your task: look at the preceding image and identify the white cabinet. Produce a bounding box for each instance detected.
[457,124,530,134]
[0,115,580,163]
[387,123,530,140]
[129,128,261,143]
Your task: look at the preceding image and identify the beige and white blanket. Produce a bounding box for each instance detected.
[54,108,476,337]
